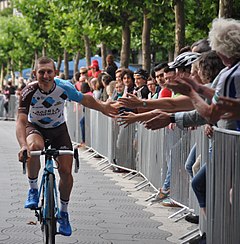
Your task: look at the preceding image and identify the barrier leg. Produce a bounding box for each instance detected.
[136,182,150,191]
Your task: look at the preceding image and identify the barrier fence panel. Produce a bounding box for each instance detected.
[0,95,18,120]
[65,102,83,143]
[89,110,110,157]
[113,120,136,169]
[137,124,166,188]
[0,95,5,118]
[169,128,191,206]
[85,106,91,147]
[207,128,240,244]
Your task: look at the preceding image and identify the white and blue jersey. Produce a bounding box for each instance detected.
[18,78,83,128]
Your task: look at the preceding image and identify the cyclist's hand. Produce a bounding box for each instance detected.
[18,146,30,162]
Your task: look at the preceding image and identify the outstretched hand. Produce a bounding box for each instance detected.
[144,111,171,130]
[118,93,142,109]
[116,111,137,127]
[101,101,119,117]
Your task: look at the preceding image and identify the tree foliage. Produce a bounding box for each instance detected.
[0,0,238,79]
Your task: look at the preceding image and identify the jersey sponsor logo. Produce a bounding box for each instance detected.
[32,108,60,116]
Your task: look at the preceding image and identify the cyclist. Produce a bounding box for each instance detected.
[16,57,117,236]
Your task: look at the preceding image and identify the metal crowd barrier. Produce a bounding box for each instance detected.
[84,108,137,170]
[0,94,18,120]
[207,127,240,244]
[65,102,83,143]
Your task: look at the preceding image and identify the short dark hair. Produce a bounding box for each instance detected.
[121,69,134,81]
[134,68,149,80]
[164,66,176,73]
[35,57,56,70]
[154,62,168,72]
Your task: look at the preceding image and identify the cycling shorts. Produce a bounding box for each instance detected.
[26,122,73,150]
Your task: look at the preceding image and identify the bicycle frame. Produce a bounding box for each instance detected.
[29,148,74,244]
[22,145,79,243]
[38,150,59,240]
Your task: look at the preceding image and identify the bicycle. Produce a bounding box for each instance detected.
[22,141,80,244]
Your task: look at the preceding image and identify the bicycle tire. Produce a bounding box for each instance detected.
[43,174,56,244]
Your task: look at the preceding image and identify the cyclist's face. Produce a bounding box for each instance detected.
[36,62,56,84]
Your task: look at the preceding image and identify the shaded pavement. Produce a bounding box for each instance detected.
[0,121,194,244]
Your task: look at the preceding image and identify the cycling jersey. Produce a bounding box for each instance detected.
[18,78,84,128]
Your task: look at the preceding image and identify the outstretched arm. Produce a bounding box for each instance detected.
[167,76,215,99]
[80,94,118,117]
[117,109,163,127]
[144,111,172,130]
[117,93,194,112]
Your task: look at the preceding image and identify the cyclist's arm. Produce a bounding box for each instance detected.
[16,113,28,148]
[80,94,117,117]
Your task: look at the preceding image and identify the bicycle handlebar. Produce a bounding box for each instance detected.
[22,149,76,174]
[30,150,74,156]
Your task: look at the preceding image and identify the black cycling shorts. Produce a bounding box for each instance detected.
[26,122,73,150]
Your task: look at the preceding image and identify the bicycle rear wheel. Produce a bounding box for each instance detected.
[43,174,56,244]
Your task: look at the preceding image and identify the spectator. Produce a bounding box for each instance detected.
[154,63,172,98]
[89,78,101,99]
[73,72,81,91]
[133,68,149,99]
[106,80,116,101]
[113,81,125,100]
[79,82,93,147]
[3,79,16,120]
[101,73,113,101]
[88,60,101,78]
[147,78,158,99]
[121,69,135,96]
[105,54,118,80]
[112,68,124,100]
[18,77,26,90]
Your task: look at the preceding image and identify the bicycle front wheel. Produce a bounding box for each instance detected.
[43,174,56,244]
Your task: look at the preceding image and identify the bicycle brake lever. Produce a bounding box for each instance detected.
[22,150,28,174]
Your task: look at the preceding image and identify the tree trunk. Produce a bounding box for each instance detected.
[83,35,91,67]
[64,49,69,79]
[33,49,38,70]
[10,59,15,85]
[174,0,185,57]
[42,46,47,57]
[74,51,81,74]
[0,64,4,89]
[219,0,233,18]
[101,42,107,70]
[19,60,23,77]
[142,9,151,73]
[168,50,174,62]
[120,22,131,68]
[57,55,62,72]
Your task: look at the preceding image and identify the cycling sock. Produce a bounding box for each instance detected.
[60,199,69,213]
[28,177,38,189]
